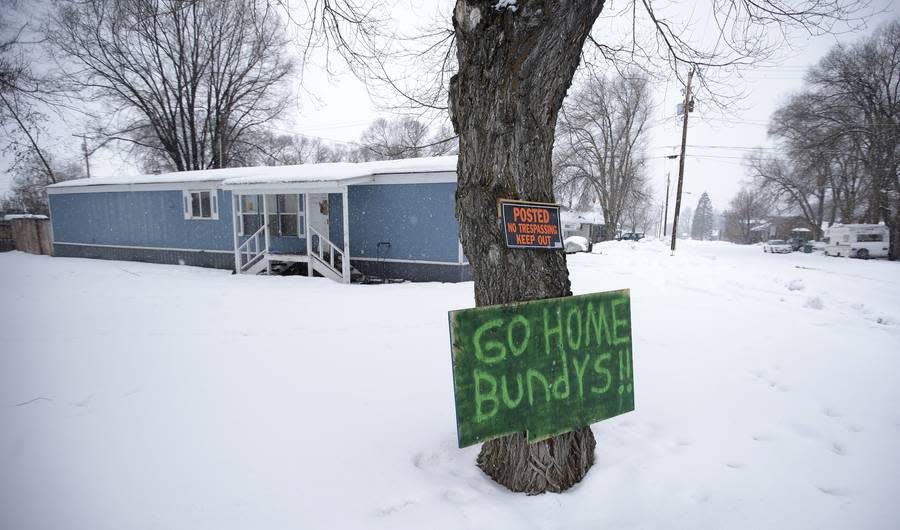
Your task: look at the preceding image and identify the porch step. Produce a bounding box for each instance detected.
[310,255,344,282]
[268,253,307,263]
[244,257,269,275]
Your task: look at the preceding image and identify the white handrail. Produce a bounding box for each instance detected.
[308,226,343,273]
[238,223,268,271]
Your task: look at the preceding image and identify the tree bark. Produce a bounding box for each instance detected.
[887,212,900,261]
[448,0,604,494]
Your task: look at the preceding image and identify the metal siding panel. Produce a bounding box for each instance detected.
[350,259,470,283]
[50,190,234,250]
[267,236,307,254]
[53,243,234,269]
[328,192,344,249]
[348,183,459,262]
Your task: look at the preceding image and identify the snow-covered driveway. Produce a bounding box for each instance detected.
[1,240,898,529]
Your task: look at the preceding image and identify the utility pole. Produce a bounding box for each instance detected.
[74,134,92,178]
[657,203,664,238]
[670,67,695,253]
[663,171,671,237]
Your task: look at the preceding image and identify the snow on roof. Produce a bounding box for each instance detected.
[3,214,49,220]
[560,209,604,225]
[47,156,458,189]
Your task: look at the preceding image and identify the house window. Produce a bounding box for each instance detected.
[238,194,304,237]
[266,194,304,237]
[238,195,261,235]
[183,190,218,220]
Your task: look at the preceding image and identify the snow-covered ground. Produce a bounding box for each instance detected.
[1,240,899,529]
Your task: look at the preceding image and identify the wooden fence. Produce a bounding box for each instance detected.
[4,217,53,255]
[0,220,13,252]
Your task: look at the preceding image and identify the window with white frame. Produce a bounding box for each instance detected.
[266,194,304,237]
[238,194,304,237]
[182,190,218,220]
[238,194,262,235]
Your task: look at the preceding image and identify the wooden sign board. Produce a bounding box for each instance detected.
[448,290,634,448]
[499,200,564,249]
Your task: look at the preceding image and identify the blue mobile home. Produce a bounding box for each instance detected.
[47,156,471,283]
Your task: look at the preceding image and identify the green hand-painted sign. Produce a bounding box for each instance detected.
[448,289,634,448]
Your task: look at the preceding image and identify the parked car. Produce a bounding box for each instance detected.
[824,224,889,259]
[801,240,827,253]
[763,239,792,253]
[788,237,809,251]
[617,232,644,241]
[788,228,813,250]
[564,235,592,254]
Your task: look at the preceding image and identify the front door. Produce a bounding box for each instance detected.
[307,193,330,241]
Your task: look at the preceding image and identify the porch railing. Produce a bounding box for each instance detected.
[238,223,268,272]
[308,226,344,277]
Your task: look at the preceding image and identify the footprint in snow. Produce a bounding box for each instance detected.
[791,423,821,440]
[412,450,445,470]
[689,491,711,503]
[786,279,805,291]
[804,296,824,310]
[822,407,842,419]
[376,499,416,517]
[72,394,95,408]
[443,488,479,505]
[830,442,847,456]
[816,485,851,497]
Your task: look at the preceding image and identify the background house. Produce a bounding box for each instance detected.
[47,157,471,283]
[560,207,607,243]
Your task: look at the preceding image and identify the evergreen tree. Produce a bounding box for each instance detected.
[691,192,715,240]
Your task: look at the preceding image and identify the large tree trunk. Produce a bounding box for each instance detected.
[888,213,900,261]
[448,0,605,494]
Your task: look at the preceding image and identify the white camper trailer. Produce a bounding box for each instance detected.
[824,224,889,259]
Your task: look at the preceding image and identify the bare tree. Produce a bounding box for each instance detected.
[752,20,900,255]
[254,0,874,495]
[47,0,294,172]
[723,187,772,243]
[803,20,900,258]
[359,116,430,159]
[555,70,653,239]
[1,1,75,216]
[446,0,872,495]
[1,152,82,214]
[448,2,605,493]
[358,116,458,160]
[621,179,656,235]
[232,131,348,167]
[771,93,873,225]
[1,3,59,185]
[747,152,829,239]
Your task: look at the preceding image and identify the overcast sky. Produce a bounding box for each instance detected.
[2,0,898,217]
